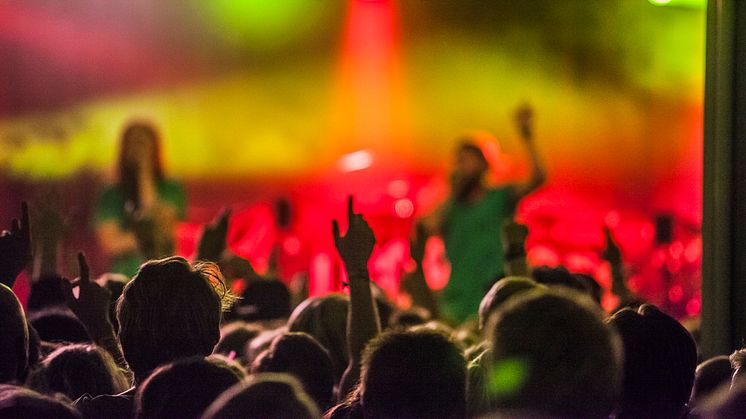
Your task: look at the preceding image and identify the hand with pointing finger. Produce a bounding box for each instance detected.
[332,196,376,280]
[0,202,32,288]
[63,252,113,336]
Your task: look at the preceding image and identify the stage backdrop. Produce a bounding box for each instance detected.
[0,0,705,316]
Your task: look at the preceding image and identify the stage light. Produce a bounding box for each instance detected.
[393,198,414,218]
[667,284,683,303]
[387,179,409,198]
[648,0,706,8]
[337,149,373,172]
[686,298,701,316]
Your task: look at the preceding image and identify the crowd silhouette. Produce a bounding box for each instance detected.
[0,112,740,419]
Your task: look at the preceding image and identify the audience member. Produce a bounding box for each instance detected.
[0,384,81,419]
[487,288,622,418]
[73,256,235,419]
[213,321,263,364]
[0,284,29,385]
[252,331,335,411]
[134,357,241,419]
[202,373,320,419]
[288,294,350,382]
[27,343,129,400]
[360,329,466,419]
[608,303,697,419]
[27,307,91,344]
[690,355,733,407]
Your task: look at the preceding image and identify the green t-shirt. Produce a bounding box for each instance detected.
[441,187,515,323]
[94,179,186,277]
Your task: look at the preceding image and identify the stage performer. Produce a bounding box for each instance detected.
[423,105,546,323]
[94,122,185,277]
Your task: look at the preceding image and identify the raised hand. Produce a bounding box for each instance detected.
[64,252,127,370]
[334,196,380,399]
[503,220,529,250]
[332,196,376,278]
[503,220,529,276]
[0,202,32,288]
[197,208,231,262]
[63,252,113,335]
[602,227,630,300]
[602,227,622,264]
[514,103,534,140]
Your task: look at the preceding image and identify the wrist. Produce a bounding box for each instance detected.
[345,267,369,282]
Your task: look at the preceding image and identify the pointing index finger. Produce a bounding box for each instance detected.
[20,202,29,234]
[347,195,355,222]
[77,251,90,285]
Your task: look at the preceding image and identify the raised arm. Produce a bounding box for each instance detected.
[400,222,439,317]
[511,104,547,201]
[64,252,129,375]
[503,220,530,276]
[0,202,32,288]
[334,196,380,399]
[603,227,633,304]
[196,208,231,263]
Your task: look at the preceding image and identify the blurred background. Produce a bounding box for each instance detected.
[0,0,705,316]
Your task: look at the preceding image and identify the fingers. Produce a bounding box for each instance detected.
[61,277,77,307]
[20,202,29,235]
[77,252,90,285]
[219,208,231,226]
[347,196,355,222]
[332,219,341,247]
[10,219,20,234]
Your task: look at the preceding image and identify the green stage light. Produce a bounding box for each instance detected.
[197,0,329,50]
[649,0,706,8]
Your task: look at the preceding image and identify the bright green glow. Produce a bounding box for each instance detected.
[197,0,327,49]
[649,0,706,8]
[488,358,529,397]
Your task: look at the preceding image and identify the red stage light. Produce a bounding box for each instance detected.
[393,198,414,218]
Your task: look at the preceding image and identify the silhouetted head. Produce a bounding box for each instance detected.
[202,373,320,419]
[287,294,349,382]
[608,304,697,419]
[487,288,622,418]
[531,266,588,293]
[214,322,262,363]
[27,307,90,344]
[28,343,129,400]
[695,377,746,419]
[389,306,432,329]
[117,257,234,382]
[235,279,291,322]
[690,355,733,407]
[26,274,68,312]
[574,273,603,305]
[0,384,81,419]
[0,284,28,384]
[478,276,541,330]
[361,329,467,419]
[252,332,334,411]
[135,357,241,419]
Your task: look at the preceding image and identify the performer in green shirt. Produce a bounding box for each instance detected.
[94,122,186,278]
[424,105,546,323]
